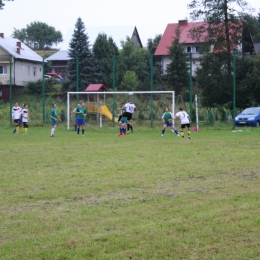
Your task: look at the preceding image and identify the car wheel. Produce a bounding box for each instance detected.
[256,121,260,127]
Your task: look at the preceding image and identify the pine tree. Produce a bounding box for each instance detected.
[67,17,100,91]
[166,26,189,95]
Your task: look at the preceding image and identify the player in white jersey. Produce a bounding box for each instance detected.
[123,100,136,134]
[120,101,136,134]
[174,108,191,139]
[21,104,29,135]
[12,102,21,134]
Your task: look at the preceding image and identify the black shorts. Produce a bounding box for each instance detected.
[23,122,29,128]
[181,123,191,128]
[14,119,20,125]
[122,112,133,121]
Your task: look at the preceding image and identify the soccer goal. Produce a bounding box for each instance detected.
[67,91,175,130]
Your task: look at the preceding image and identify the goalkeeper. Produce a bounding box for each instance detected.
[161,107,179,137]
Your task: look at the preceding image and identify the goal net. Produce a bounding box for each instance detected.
[67,91,175,130]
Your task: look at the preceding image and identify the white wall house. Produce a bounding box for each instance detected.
[155,20,254,77]
[154,20,207,77]
[0,33,43,99]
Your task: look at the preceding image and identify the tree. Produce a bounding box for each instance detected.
[166,26,189,95]
[117,37,150,91]
[92,33,119,89]
[67,17,100,91]
[147,35,162,55]
[12,22,63,49]
[0,0,13,10]
[188,0,252,105]
[236,55,260,108]
[147,35,163,90]
[195,52,232,107]
[120,71,139,91]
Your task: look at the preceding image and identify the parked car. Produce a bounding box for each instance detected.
[46,73,63,82]
[44,75,52,80]
[235,107,260,127]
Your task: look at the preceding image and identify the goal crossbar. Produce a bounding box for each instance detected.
[67,91,175,130]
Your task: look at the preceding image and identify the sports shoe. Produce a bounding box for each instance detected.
[188,136,191,139]
[118,133,123,136]
[122,134,126,137]
[127,131,130,135]
[177,134,180,136]
[162,134,164,136]
[50,134,54,137]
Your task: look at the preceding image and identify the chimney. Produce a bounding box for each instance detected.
[0,33,4,38]
[16,41,21,48]
[178,20,188,25]
[17,48,20,54]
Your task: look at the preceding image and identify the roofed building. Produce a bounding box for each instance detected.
[0,33,43,100]
[155,20,207,76]
[155,20,255,76]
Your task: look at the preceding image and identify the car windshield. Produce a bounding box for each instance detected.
[241,108,260,115]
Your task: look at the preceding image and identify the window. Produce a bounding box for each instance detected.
[0,65,7,74]
[33,67,36,76]
[186,46,200,53]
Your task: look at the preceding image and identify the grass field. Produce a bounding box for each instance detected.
[1,123,260,260]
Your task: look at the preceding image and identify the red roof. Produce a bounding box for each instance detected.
[154,21,207,56]
[84,84,108,92]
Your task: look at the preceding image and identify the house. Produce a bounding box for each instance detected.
[0,33,43,100]
[44,50,70,79]
[46,26,142,78]
[154,20,255,76]
[154,20,205,76]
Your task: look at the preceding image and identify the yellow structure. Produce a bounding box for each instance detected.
[101,106,118,122]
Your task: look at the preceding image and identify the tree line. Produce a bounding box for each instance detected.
[4,0,260,109]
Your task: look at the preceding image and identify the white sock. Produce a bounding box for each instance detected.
[51,128,55,135]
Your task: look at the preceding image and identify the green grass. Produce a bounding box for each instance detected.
[1,124,260,259]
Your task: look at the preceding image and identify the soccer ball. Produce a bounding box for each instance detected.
[128,92,133,95]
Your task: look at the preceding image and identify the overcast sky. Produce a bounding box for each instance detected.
[1,0,260,48]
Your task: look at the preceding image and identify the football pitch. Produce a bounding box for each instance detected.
[1,125,260,259]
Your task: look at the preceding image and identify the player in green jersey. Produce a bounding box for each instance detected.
[75,101,88,136]
[161,107,179,136]
[50,104,61,137]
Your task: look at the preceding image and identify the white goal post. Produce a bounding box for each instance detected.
[67,91,175,130]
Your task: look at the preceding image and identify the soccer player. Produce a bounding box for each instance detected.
[117,115,128,137]
[75,101,87,136]
[73,103,80,131]
[174,107,191,139]
[12,102,21,134]
[119,101,136,134]
[117,103,125,123]
[161,107,179,137]
[21,104,29,135]
[50,103,61,137]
